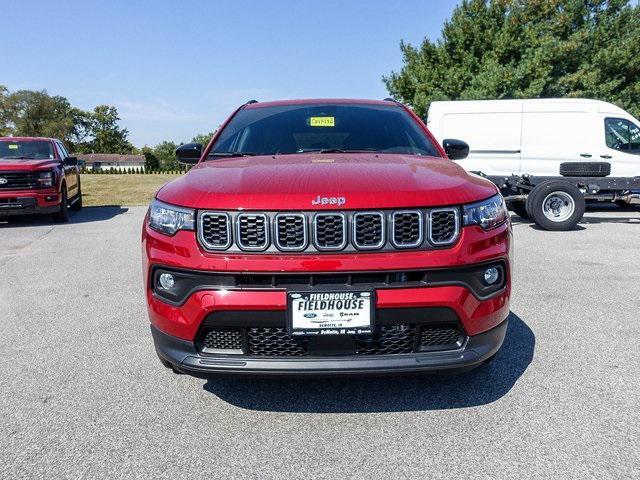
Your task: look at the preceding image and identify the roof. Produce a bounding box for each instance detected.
[0,136,57,142]
[76,153,145,164]
[244,98,399,109]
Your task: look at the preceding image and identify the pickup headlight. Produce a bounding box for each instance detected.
[148,199,195,235]
[37,170,54,188]
[463,193,509,230]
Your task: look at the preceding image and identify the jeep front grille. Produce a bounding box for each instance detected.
[198,208,460,253]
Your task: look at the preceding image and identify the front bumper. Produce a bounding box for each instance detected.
[0,190,60,216]
[152,318,508,376]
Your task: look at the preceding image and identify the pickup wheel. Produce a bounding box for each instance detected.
[70,181,82,211]
[528,181,585,231]
[51,186,69,223]
[509,201,529,219]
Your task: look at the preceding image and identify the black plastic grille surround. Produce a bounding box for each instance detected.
[198,208,461,253]
[198,323,465,357]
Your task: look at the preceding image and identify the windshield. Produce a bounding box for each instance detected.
[0,140,55,160]
[207,103,440,158]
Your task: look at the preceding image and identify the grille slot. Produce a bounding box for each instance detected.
[392,211,423,248]
[247,328,308,356]
[353,212,384,249]
[429,208,459,246]
[275,214,307,251]
[200,328,243,354]
[313,213,347,250]
[237,213,269,251]
[199,212,231,250]
[419,325,463,350]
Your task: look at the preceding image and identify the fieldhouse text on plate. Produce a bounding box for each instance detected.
[296,292,366,311]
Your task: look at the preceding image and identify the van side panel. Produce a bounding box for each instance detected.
[520,103,599,176]
[430,102,522,176]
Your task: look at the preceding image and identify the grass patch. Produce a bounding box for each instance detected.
[80,174,182,207]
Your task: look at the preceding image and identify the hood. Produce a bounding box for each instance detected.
[0,158,58,171]
[157,153,498,210]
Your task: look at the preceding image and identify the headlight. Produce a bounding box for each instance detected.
[148,199,195,235]
[463,193,509,230]
[37,170,54,188]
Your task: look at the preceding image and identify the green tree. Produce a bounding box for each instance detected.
[88,105,134,154]
[152,140,179,169]
[2,89,76,143]
[384,0,640,118]
[191,132,215,146]
[141,146,160,171]
[0,85,10,136]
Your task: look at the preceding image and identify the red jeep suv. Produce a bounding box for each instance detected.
[143,99,512,376]
[0,137,82,222]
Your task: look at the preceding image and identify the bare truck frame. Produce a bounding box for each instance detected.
[482,173,640,231]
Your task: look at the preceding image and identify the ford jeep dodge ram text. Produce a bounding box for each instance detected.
[0,137,82,222]
[143,99,512,376]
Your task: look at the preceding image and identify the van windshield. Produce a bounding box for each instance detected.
[0,140,55,160]
[207,103,440,158]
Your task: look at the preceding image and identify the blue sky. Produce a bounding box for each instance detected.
[2,0,458,147]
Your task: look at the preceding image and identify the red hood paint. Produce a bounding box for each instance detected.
[0,158,58,171]
[156,153,498,210]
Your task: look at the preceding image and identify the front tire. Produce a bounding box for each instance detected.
[51,186,69,223]
[528,181,585,231]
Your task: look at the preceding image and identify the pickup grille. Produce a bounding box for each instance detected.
[198,208,460,253]
[0,171,41,190]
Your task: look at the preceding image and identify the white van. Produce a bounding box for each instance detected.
[427,98,640,178]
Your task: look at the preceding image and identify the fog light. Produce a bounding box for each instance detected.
[483,267,499,285]
[158,273,175,290]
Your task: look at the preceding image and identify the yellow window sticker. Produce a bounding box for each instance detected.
[309,116,335,127]
[8,144,18,149]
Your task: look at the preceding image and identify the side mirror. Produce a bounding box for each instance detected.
[64,156,78,166]
[176,143,202,164]
[442,139,469,160]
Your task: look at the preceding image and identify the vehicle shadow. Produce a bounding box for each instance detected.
[0,206,128,228]
[202,311,534,413]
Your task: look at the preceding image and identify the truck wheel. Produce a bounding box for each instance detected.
[509,201,529,219]
[51,186,69,223]
[70,182,82,211]
[528,181,585,231]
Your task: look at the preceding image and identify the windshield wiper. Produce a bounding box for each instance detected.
[208,152,256,158]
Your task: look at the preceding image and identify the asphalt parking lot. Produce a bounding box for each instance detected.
[1,206,639,479]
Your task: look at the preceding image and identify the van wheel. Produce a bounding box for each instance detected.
[51,186,69,223]
[509,201,529,219]
[528,181,585,231]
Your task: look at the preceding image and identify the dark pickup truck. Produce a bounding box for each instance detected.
[0,137,82,222]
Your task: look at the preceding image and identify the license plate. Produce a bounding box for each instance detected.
[288,291,373,336]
